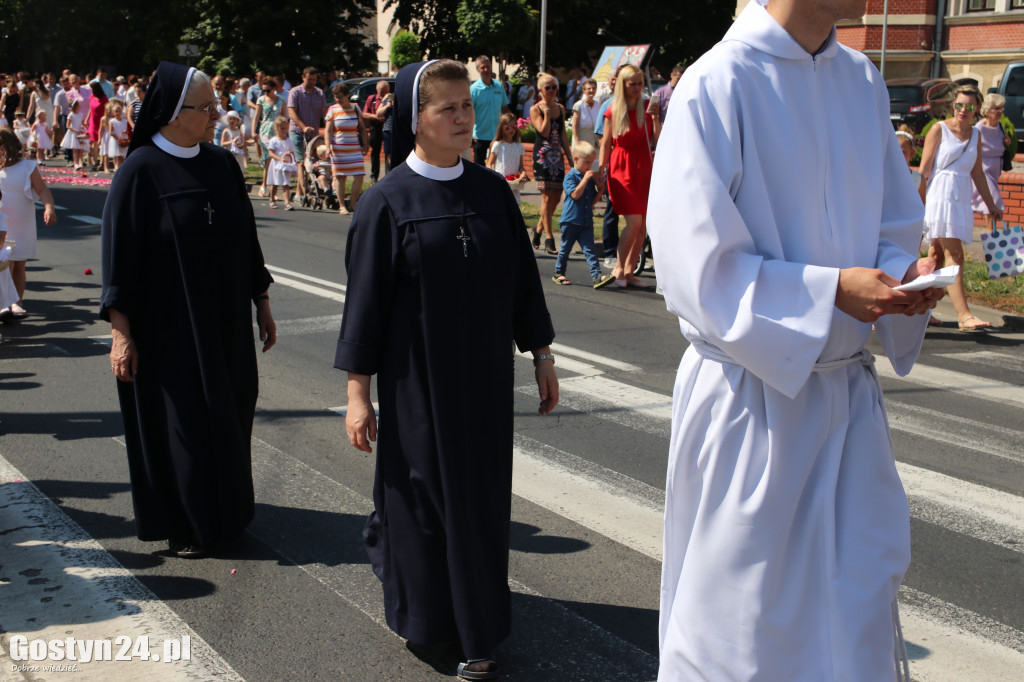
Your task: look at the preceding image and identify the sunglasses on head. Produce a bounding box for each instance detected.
[953,103,976,112]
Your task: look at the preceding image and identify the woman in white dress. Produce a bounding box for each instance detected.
[920,84,1002,331]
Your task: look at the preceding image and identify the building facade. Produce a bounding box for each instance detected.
[734,0,1024,90]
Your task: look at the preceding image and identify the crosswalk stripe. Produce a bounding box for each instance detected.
[268,273,345,303]
[0,453,243,681]
[67,215,102,226]
[934,349,1024,375]
[245,438,660,678]
[273,314,342,336]
[875,360,1024,409]
[512,434,664,560]
[265,264,347,292]
[887,401,1024,465]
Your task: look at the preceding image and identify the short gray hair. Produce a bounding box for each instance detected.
[981,92,1006,116]
[185,70,212,102]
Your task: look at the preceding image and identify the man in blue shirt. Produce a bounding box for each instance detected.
[90,68,115,98]
[470,55,510,164]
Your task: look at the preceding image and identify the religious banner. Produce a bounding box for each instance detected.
[593,44,653,85]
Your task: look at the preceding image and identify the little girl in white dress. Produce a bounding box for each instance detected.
[32,111,53,162]
[266,117,297,210]
[106,105,130,170]
[60,100,87,170]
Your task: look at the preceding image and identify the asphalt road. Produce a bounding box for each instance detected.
[1,179,1022,681]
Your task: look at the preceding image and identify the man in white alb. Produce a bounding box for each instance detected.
[647,1,943,680]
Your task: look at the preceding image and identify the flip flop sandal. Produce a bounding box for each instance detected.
[552,274,572,285]
[269,201,279,209]
[593,274,616,289]
[457,659,499,681]
[958,315,990,332]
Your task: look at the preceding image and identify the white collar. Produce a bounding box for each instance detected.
[406,151,464,181]
[152,132,200,159]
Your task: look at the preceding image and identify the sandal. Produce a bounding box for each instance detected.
[284,203,294,211]
[552,274,572,285]
[457,659,499,681]
[269,200,279,209]
[958,315,990,332]
[544,237,557,255]
[593,274,615,289]
[532,230,542,249]
[10,304,27,318]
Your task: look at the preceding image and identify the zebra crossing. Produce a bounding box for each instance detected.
[275,264,1024,680]
[4,260,1023,681]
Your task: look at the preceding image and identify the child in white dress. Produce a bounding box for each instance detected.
[0,212,21,323]
[0,131,58,318]
[106,104,129,170]
[13,112,31,154]
[32,110,54,162]
[486,112,527,205]
[98,102,114,172]
[60,100,86,170]
[220,110,248,173]
[266,116,296,210]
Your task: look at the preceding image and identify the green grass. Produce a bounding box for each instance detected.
[518,202,620,241]
[963,258,1024,315]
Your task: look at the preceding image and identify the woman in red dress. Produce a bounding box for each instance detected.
[599,64,654,287]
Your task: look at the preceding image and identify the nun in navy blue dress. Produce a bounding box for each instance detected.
[100,62,276,558]
[335,60,557,677]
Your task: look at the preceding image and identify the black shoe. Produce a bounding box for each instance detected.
[544,237,557,255]
[532,230,541,249]
[168,538,207,558]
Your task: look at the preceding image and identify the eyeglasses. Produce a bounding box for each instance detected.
[180,102,219,115]
[953,103,976,112]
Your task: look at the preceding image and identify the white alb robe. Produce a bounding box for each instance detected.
[647,2,929,680]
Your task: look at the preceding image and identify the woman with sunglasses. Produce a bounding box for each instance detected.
[529,73,573,253]
[251,77,284,197]
[919,84,1002,331]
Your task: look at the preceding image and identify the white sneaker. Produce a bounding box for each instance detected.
[603,257,617,269]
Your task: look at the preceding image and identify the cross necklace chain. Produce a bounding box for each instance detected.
[204,201,215,225]
[456,203,470,257]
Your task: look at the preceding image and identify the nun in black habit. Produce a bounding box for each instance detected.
[335,60,558,680]
[100,62,276,559]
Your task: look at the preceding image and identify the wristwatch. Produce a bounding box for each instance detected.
[533,353,555,367]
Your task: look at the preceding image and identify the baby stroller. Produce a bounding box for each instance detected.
[301,134,339,211]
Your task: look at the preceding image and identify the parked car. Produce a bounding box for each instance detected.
[886,77,955,134]
[989,62,1024,145]
[342,77,396,111]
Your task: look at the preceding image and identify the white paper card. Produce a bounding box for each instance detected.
[893,265,960,291]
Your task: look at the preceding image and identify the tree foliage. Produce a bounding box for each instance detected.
[385,0,732,77]
[456,0,536,67]
[0,0,376,79]
[390,31,422,70]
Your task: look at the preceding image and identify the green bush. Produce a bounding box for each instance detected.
[390,31,421,70]
[520,123,536,144]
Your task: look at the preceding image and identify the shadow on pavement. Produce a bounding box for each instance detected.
[511,522,590,555]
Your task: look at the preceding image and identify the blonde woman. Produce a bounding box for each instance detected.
[598,64,654,287]
[530,72,572,254]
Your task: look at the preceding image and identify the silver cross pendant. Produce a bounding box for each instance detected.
[456,222,471,258]
[204,202,215,225]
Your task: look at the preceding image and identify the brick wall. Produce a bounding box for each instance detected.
[976,170,1024,227]
[838,25,933,50]
[947,22,1024,51]
[865,0,935,13]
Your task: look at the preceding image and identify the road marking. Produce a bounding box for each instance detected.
[37,201,68,210]
[897,461,1024,554]
[68,215,103,226]
[272,314,342,336]
[0,454,243,681]
[260,265,642,376]
[512,434,664,560]
[265,264,347,292]
[900,587,1024,677]
[887,401,1024,465]
[268,273,345,303]
[328,402,379,416]
[875,360,1024,409]
[934,350,1024,375]
[246,438,659,678]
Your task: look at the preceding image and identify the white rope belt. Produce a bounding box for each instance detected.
[690,339,875,373]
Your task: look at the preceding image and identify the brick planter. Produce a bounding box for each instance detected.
[974,169,1024,228]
